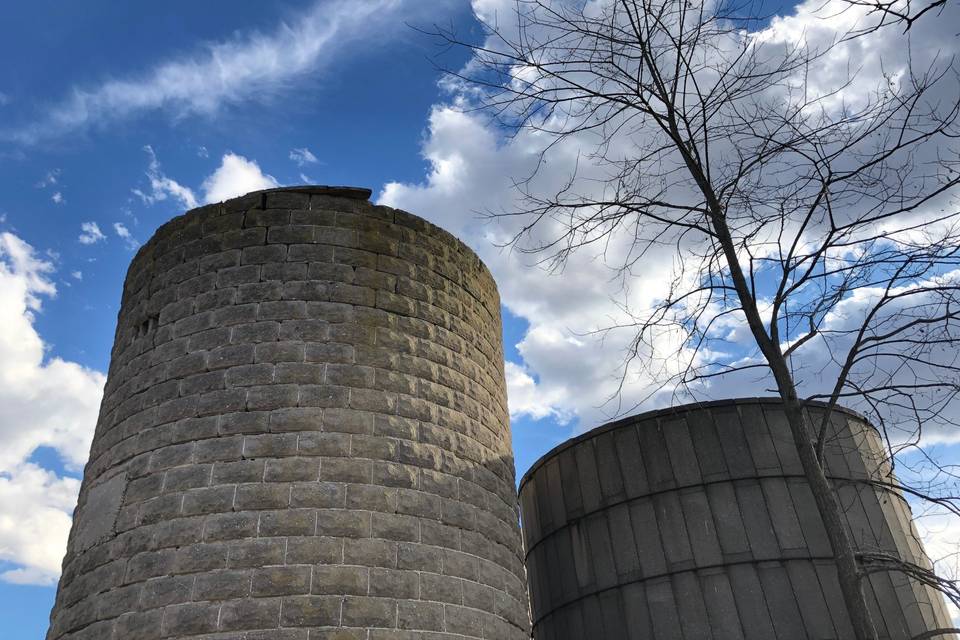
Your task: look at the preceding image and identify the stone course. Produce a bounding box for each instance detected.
[46,186,530,640]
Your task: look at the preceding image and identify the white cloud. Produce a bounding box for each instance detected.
[70,271,82,281]
[197,145,209,158]
[201,153,278,204]
[134,148,281,210]
[5,0,455,144]
[77,222,105,245]
[51,192,64,205]
[35,169,59,189]
[906,496,960,623]
[0,464,80,585]
[381,105,681,429]
[505,361,572,423]
[0,232,104,584]
[382,0,960,434]
[289,147,318,166]
[132,145,198,209]
[112,222,139,250]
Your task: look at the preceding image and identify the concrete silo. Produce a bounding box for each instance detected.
[46,187,530,640]
[520,398,955,639]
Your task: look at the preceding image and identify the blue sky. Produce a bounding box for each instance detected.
[1,0,959,636]
[0,2,573,635]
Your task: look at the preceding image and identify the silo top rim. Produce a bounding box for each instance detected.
[517,396,870,491]
[259,185,373,200]
[125,183,502,313]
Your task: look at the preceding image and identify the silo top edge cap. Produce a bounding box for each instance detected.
[257,185,372,200]
[517,396,870,491]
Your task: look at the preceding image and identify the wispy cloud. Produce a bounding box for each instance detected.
[134,147,280,210]
[132,145,198,209]
[6,0,436,144]
[35,169,59,189]
[77,222,105,245]
[290,147,318,166]
[112,223,139,250]
[51,192,65,205]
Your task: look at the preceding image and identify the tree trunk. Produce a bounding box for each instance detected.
[702,207,878,639]
[777,381,877,639]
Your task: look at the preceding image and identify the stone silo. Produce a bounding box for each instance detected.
[520,398,954,639]
[47,186,530,640]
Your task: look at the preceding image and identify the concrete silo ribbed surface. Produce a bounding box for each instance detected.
[46,186,530,640]
[519,398,954,640]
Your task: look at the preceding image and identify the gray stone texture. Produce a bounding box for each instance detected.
[46,186,530,640]
[520,398,955,639]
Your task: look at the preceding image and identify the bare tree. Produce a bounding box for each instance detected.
[432,1,960,638]
[838,0,950,36]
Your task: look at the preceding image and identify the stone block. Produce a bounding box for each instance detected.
[268,407,323,432]
[300,384,350,409]
[161,602,219,636]
[320,457,371,484]
[139,575,193,608]
[420,573,462,605]
[286,536,342,565]
[258,508,316,536]
[219,597,282,631]
[163,464,211,492]
[174,543,228,574]
[194,569,251,600]
[297,432,351,457]
[251,565,311,596]
[341,596,396,627]
[114,609,163,640]
[280,595,341,627]
[264,457,320,482]
[346,483,397,512]
[312,565,369,596]
[73,472,127,551]
[246,384,300,411]
[369,568,418,598]
[182,485,235,515]
[397,600,444,631]
[445,604,485,636]
[204,511,258,541]
[398,542,442,574]
[213,459,265,484]
[228,538,286,568]
[371,512,420,542]
[243,433,298,458]
[235,483,289,510]
[344,538,397,568]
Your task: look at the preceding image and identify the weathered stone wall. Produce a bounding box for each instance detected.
[520,398,954,639]
[47,186,530,640]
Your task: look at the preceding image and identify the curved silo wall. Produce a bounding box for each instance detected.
[46,186,530,640]
[519,398,954,639]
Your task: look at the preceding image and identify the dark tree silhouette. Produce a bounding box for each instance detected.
[433,1,960,637]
